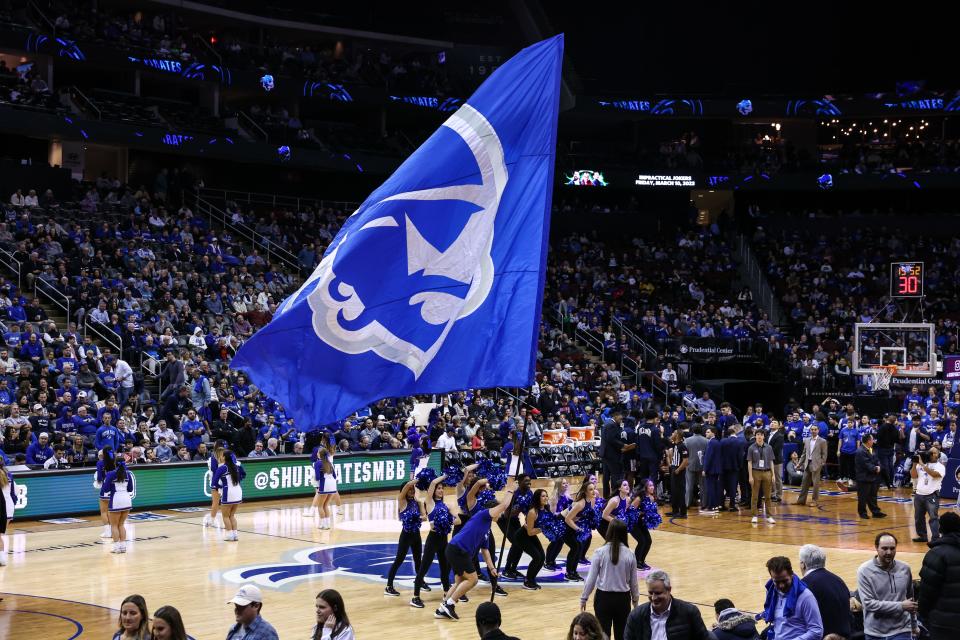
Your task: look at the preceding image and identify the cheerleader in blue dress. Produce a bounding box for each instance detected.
[213,449,246,541]
[543,477,573,570]
[410,473,458,609]
[94,446,117,539]
[627,478,661,570]
[100,461,135,553]
[203,445,226,528]
[306,434,339,530]
[579,473,606,564]
[385,478,425,597]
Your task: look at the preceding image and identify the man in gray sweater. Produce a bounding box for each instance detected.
[856,532,917,640]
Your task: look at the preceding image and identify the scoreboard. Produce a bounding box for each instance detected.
[890,262,924,298]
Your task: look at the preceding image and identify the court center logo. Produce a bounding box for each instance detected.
[214,542,581,591]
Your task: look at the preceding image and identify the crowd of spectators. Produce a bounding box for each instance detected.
[821,122,960,174]
[748,221,960,391]
[0,60,60,113]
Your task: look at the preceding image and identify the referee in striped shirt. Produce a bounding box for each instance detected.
[667,430,689,518]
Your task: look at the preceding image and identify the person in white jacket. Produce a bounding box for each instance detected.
[311,590,354,640]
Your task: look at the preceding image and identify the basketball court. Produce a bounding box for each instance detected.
[0,477,940,639]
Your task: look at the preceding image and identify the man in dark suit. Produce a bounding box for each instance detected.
[799,544,852,639]
[855,433,886,519]
[702,426,724,513]
[599,409,634,498]
[720,428,742,510]
[623,570,709,640]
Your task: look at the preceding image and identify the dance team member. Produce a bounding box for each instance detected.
[203,445,226,528]
[385,478,425,597]
[436,479,517,621]
[410,474,457,609]
[100,460,135,553]
[213,449,246,541]
[95,446,117,539]
[544,478,573,571]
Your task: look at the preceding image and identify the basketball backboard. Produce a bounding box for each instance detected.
[853,323,935,377]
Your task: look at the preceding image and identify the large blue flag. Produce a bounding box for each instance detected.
[231,35,563,426]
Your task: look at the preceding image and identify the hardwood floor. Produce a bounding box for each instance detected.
[0,479,944,639]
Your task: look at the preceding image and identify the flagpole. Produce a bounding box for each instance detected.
[491,426,527,602]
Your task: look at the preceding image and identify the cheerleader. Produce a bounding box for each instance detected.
[561,478,599,582]
[511,487,552,590]
[306,434,338,529]
[500,474,534,580]
[100,460,135,553]
[627,478,661,570]
[601,480,631,527]
[94,446,117,539]
[1,457,15,566]
[580,474,606,564]
[202,446,226,528]
[384,479,424,596]
[213,449,246,541]
[410,474,457,609]
[543,478,573,571]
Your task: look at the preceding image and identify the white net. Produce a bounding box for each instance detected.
[868,367,895,391]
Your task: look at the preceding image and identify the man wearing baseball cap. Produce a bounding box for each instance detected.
[475,602,519,640]
[226,584,279,640]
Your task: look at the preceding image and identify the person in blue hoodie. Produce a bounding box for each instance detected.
[25,431,54,465]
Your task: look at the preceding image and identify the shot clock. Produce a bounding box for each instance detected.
[890,262,924,298]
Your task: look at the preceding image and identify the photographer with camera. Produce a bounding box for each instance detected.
[910,448,944,543]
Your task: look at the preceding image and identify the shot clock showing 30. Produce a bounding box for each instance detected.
[890,261,924,298]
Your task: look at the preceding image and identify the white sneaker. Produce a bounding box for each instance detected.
[0,555,7,566]
[767,517,776,524]
[111,543,122,553]
[120,542,128,553]
[751,516,758,524]
[202,514,212,527]
[100,525,112,539]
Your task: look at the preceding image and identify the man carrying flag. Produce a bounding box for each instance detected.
[231,35,564,428]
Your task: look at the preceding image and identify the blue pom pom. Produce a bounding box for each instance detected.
[432,506,455,536]
[475,458,507,490]
[475,488,496,510]
[442,465,463,486]
[623,506,641,531]
[643,500,662,530]
[541,513,566,542]
[514,490,533,514]
[400,503,422,532]
[415,467,438,491]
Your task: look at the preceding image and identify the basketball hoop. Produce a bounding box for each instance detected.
[869,365,898,392]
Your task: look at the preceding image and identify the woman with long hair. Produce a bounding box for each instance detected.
[312,589,354,640]
[100,460,135,553]
[151,605,189,640]
[203,446,226,528]
[579,519,639,640]
[305,434,338,529]
[562,479,599,582]
[543,477,574,571]
[514,487,550,590]
[580,473,606,564]
[0,457,15,565]
[601,479,632,554]
[627,478,661,570]
[213,449,247,541]
[384,478,424,597]
[410,474,457,609]
[567,612,606,640]
[112,594,151,640]
[94,446,117,539]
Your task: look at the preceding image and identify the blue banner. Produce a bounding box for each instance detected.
[232,35,563,425]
